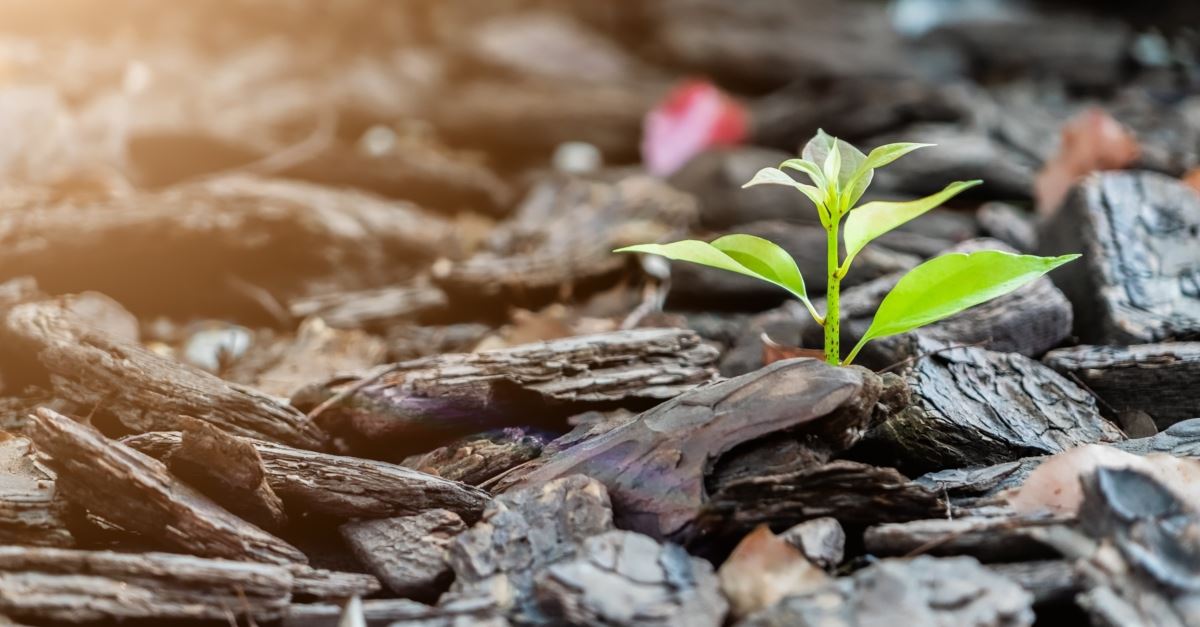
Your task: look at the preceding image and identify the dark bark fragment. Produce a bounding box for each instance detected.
[1043,342,1200,430]
[1038,171,1200,344]
[868,124,1038,198]
[864,517,1057,562]
[442,475,615,624]
[977,202,1037,252]
[28,408,306,565]
[292,329,718,453]
[863,344,1125,474]
[534,530,728,627]
[387,323,493,362]
[166,419,288,532]
[235,317,388,399]
[289,565,381,599]
[400,429,546,486]
[0,547,292,623]
[986,561,1081,605]
[340,509,465,600]
[2,298,327,449]
[0,436,72,548]
[668,147,810,229]
[433,175,696,302]
[281,597,507,627]
[122,431,492,523]
[509,359,884,541]
[737,556,1034,627]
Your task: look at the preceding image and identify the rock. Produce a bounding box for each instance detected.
[340,510,465,601]
[1038,171,1200,344]
[779,517,845,570]
[536,530,727,627]
[717,526,827,620]
[441,475,614,622]
[862,344,1125,474]
[1043,342,1200,430]
[738,556,1034,627]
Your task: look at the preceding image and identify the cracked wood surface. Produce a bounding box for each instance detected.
[0,436,72,548]
[2,298,327,449]
[28,407,307,565]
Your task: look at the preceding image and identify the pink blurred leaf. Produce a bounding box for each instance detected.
[1034,108,1140,215]
[642,80,748,177]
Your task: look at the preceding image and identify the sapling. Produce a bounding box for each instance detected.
[617,130,1078,366]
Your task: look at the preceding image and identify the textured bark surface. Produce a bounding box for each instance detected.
[535,530,728,627]
[987,561,1080,605]
[239,317,388,399]
[0,436,72,548]
[281,597,508,627]
[864,517,1056,562]
[28,408,307,565]
[166,419,288,532]
[510,359,882,541]
[340,509,465,600]
[1043,342,1200,429]
[0,547,293,623]
[3,299,327,449]
[0,176,456,318]
[738,556,1034,627]
[292,329,719,451]
[287,280,449,331]
[432,176,696,300]
[122,430,492,523]
[401,429,546,486]
[442,475,615,623]
[864,344,1125,474]
[1039,171,1200,344]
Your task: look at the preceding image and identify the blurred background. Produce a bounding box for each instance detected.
[1,0,1199,380]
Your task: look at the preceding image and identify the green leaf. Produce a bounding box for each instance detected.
[801,129,867,199]
[780,158,825,187]
[742,167,828,223]
[616,237,818,322]
[842,142,935,211]
[845,251,1079,363]
[843,180,982,265]
[822,142,842,194]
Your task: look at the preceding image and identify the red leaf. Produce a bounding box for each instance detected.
[642,80,748,177]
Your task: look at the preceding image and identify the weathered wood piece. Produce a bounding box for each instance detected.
[864,344,1125,474]
[738,556,1034,627]
[290,566,380,599]
[1043,342,1200,430]
[287,281,449,331]
[165,419,287,532]
[240,317,388,399]
[282,597,507,627]
[864,517,1056,562]
[0,175,456,318]
[3,299,327,449]
[387,323,492,362]
[122,431,492,523]
[779,517,845,570]
[0,435,72,547]
[340,509,465,600]
[1039,171,1200,344]
[401,429,546,486]
[433,175,696,300]
[986,560,1081,605]
[509,359,887,541]
[292,329,719,451]
[29,408,306,565]
[442,475,614,623]
[535,530,728,627]
[0,547,292,623]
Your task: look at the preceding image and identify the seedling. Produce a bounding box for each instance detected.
[617,130,1078,366]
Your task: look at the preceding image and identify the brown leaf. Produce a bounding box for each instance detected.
[761,332,825,365]
[717,524,829,620]
[1034,108,1140,216]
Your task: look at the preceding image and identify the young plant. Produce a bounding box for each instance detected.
[617,130,1078,366]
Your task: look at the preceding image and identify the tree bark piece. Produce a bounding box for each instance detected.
[509,359,884,542]
[1043,342,1200,430]
[433,175,696,301]
[0,175,456,319]
[0,435,72,548]
[28,408,306,565]
[400,429,546,486]
[986,561,1080,605]
[240,317,388,399]
[442,475,615,623]
[290,566,380,600]
[0,547,292,623]
[535,530,728,627]
[287,280,449,332]
[864,344,1125,474]
[281,598,507,627]
[292,329,719,453]
[3,299,327,449]
[738,556,1034,627]
[340,509,465,601]
[864,517,1057,562]
[1038,171,1200,344]
[165,419,288,532]
[122,430,492,523]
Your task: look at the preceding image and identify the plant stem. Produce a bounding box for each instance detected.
[825,214,841,365]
